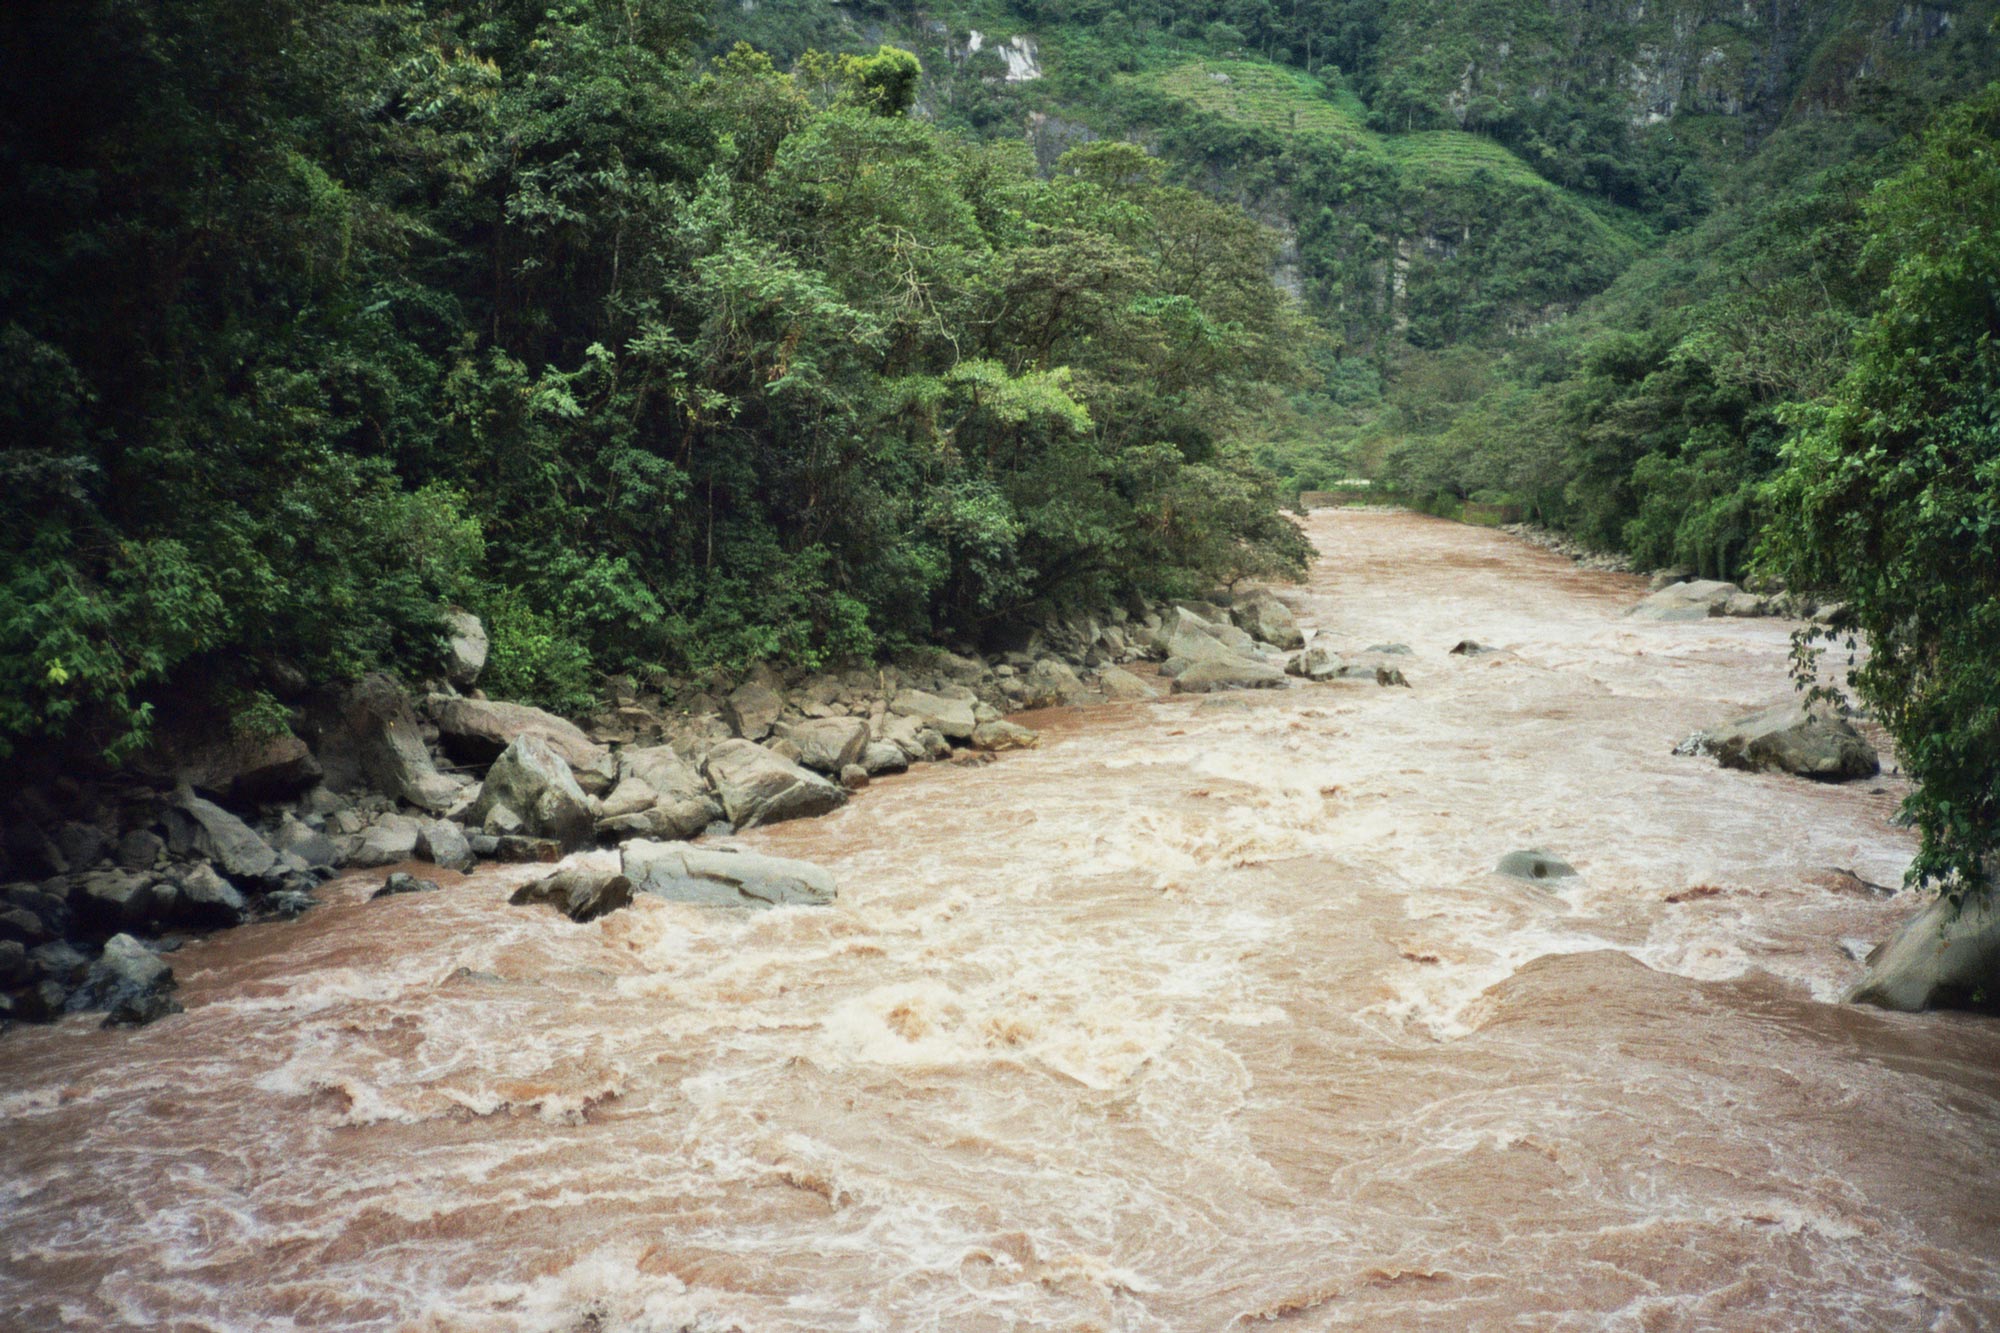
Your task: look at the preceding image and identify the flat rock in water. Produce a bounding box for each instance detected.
[1846,891,2000,1014]
[1496,850,1577,881]
[1707,700,1879,782]
[622,840,836,908]
[1171,657,1287,694]
[1287,644,1344,681]
[971,720,1039,751]
[510,870,633,922]
[372,872,440,899]
[702,739,846,829]
[1626,579,1740,621]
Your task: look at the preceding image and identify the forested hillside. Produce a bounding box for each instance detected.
[0,0,1314,767]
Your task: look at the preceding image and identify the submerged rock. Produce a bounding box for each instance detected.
[1846,891,2000,1014]
[1096,665,1160,700]
[372,872,441,899]
[622,840,836,908]
[1496,850,1577,882]
[1287,644,1344,681]
[1706,700,1879,782]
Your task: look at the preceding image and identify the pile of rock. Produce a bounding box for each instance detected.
[3,582,1392,1029]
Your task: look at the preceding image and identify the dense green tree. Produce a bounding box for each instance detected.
[1762,83,2000,897]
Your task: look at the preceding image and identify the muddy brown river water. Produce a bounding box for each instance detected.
[4,509,1998,1331]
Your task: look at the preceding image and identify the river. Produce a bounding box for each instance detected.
[3,509,1998,1331]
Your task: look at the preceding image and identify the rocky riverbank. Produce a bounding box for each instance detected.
[0,587,1375,1028]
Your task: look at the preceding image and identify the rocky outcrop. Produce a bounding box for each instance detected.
[466,735,596,850]
[702,740,847,829]
[167,730,322,804]
[76,933,180,1027]
[723,681,784,741]
[306,673,461,812]
[890,689,977,741]
[347,812,424,868]
[510,869,634,922]
[1231,591,1304,651]
[433,697,607,772]
[1705,700,1880,782]
[622,840,837,908]
[162,791,280,883]
[778,717,870,774]
[1846,890,2000,1014]
[595,746,719,842]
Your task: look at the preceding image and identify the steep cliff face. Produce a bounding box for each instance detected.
[1370,0,1994,137]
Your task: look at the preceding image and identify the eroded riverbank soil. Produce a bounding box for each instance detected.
[3,510,1996,1331]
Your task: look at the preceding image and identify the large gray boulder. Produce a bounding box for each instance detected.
[1707,700,1880,782]
[1846,891,2000,1013]
[307,673,460,812]
[1627,579,1742,621]
[594,746,718,841]
[72,869,160,931]
[434,697,606,772]
[1015,659,1087,709]
[779,717,870,774]
[347,812,425,868]
[510,869,633,923]
[79,934,181,1027]
[702,740,846,829]
[168,862,248,927]
[891,689,977,742]
[622,840,836,908]
[1231,591,1304,650]
[467,735,595,851]
[1170,657,1287,695]
[442,609,489,686]
[860,741,909,775]
[723,681,784,741]
[416,819,475,873]
[163,791,280,881]
[169,729,322,803]
[1161,608,1255,666]
[270,813,343,870]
